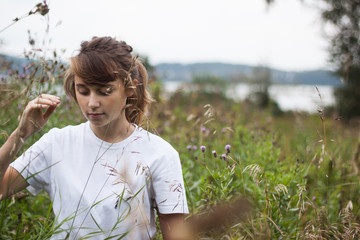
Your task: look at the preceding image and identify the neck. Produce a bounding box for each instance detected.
[90,119,135,143]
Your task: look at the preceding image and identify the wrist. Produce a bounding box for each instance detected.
[13,128,27,143]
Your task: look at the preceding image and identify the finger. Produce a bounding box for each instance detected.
[38,94,61,103]
[34,95,61,106]
[32,98,57,107]
[43,105,57,120]
[28,103,50,110]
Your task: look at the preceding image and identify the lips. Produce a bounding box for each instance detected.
[87,112,105,119]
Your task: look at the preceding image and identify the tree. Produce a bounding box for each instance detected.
[267,0,360,121]
[322,0,360,122]
[248,66,271,109]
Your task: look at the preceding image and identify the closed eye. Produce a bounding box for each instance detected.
[76,86,90,95]
[98,86,113,96]
[75,83,115,96]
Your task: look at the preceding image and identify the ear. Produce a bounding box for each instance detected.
[126,79,139,97]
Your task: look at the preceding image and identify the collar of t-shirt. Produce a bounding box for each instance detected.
[85,121,139,149]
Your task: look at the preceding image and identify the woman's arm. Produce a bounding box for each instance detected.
[0,94,60,200]
[158,213,187,240]
[0,129,28,200]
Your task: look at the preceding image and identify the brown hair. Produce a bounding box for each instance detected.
[64,36,153,125]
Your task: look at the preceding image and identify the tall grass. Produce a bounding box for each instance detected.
[148,88,360,239]
[2,54,360,239]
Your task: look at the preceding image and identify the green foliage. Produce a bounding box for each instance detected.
[148,89,360,239]
[1,74,360,238]
[323,0,360,122]
[191,74,231,96]
[334,66,360,121]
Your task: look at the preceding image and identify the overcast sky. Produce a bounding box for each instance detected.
[0,0,331,71]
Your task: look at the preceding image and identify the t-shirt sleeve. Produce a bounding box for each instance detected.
[10,130,54,195]
[151,147,189,215]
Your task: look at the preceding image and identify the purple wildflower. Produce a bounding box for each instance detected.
[200,146,206,152]
[212,150,217,158]
[221,154,229,163]
[225,144,231,154]
[194,156,198,160]
[193,145,197,151]
[312,196,316,201]
[201,126,207,132]
[186,145,192,151]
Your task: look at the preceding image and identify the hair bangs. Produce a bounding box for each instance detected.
[71,52,118,85]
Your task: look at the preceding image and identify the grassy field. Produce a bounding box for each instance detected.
[0,58,360,239]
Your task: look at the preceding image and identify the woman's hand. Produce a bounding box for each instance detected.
[17,94,60,141]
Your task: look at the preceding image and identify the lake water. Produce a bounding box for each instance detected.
[163,82,336,113]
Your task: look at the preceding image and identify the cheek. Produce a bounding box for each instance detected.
[76,96,87,111]
[111,95,127,107]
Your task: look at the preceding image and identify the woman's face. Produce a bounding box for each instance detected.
[74,76,130,130]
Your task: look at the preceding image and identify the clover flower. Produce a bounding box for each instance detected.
[225,144,231,154]
[212,150,217,158]
[220,154,228,163]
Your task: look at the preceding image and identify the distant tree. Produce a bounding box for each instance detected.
[333,66,360,121]
[247,66,283,115]
[248,66,271,109]
[267,0,360,121]
[322,0,360,122]
[192,74,229,95]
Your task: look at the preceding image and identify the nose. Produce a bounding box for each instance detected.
[88,92,100,109]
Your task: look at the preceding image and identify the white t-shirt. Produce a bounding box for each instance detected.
[11,122,189,239]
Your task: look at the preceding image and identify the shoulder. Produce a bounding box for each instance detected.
[133,127,177,154]
[38,122,87,143]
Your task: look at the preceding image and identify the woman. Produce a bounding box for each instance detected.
[0,36,188,239]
